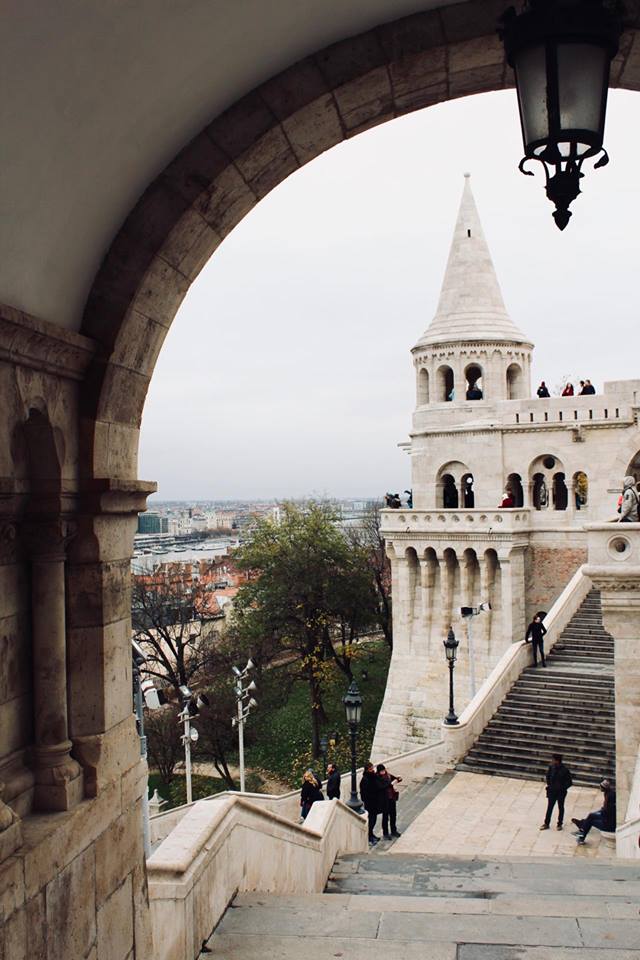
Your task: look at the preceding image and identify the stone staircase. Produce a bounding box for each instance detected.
[205,853,640,957]
[457,589,615,787]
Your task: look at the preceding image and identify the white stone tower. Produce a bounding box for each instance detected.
[372,175,640,760]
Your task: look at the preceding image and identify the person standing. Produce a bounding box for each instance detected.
[618,476,640,522]
[561,382,574,396]
[582,379,596,395]
[537,381,550,398]
[376,763,403,839]
[526,613,547,666]
[360,761,380,844]
[326,762,341,801]
[540,754,572,830]
[300,770,323,820]
[572,779,616,844]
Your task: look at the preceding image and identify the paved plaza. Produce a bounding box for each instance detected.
[391,771,611,860]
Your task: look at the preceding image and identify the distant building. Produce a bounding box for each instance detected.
[138,512,167,534]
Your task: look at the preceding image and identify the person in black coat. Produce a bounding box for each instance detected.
[376,763,403,839]
[526,613,547,666]
[326,763,341,801]
[572,779,616,843]
[540,754,572,830]
[360,762,380,843]
[300,770,323,820]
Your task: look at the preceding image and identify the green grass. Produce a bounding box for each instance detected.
[244,639,391,787]
[148,770,264,809]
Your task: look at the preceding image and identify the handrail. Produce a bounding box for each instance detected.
[442,565,592,765]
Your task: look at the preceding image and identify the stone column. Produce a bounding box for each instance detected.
[419,556,436,635]
[27,519,83,811]
[588,572,640,823]
[393,553,413,655]
[497,547,526,649]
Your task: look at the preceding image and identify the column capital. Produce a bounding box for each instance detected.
[24,517,77,559]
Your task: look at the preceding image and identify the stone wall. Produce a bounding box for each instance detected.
[524,544,587,626]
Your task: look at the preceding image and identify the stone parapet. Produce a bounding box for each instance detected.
[381,507,531,540]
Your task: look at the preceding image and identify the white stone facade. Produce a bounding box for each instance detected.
[373,177,640,758]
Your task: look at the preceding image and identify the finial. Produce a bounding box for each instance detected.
[463,172,471,179]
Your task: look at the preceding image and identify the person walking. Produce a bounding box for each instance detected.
[326,762,341,801]
[376,763,403,839]
[618,476,640,522]
[540,754,572,831]
[572,779,616,844]
[300,770,323,820]
[525,613,547,666]
[537,381,550,398]
[360,761,380,844]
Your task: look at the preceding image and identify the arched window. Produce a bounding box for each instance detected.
[461,473,475,507]
[573,471,588,510]
[532,472,548,510]
[552,473,568,511]
[442,474,459,508]
[417,368,429,405]
[625,450,640,484]
[437,365,455,402]
[506,363,524,400]
[465,363,483,400]
[506,473,524,507]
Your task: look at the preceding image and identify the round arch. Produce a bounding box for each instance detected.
[76,7,640,481]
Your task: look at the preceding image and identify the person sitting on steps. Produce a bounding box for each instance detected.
[572,779,616,844]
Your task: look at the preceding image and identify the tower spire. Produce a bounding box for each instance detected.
[415,175,531,348]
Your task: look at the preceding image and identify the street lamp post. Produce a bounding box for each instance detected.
[231,659,257,792]
[343,680,364,813]
[443,627,460,726]
[499,0,623,230]
[319,734,328,781]
[178,685,209,805]
[460,602,491,699]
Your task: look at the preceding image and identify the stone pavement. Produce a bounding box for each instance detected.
[390,771,610,860]
[206,853,640,958]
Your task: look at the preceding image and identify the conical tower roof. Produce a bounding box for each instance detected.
[415,175,531,349]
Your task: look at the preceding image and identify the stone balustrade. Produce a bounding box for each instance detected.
[147,794,367,960]
[381,507,531,536]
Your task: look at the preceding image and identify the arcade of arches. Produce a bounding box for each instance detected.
[3,3,640,959]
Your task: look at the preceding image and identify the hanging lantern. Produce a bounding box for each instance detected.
[500,0,624,230]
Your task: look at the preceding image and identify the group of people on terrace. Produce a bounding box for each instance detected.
[536,379,596,398]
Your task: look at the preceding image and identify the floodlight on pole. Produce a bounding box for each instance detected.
[460,602,491,699]
[231,657,257,792]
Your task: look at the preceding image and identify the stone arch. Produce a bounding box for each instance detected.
[461,472,475,508]
[417,367,429,406]
[529,454,565,512]
[573,470,588,510]
[625,449,640,483]
[506,362,524,400]
[464,362,483,400]
[436,364,455,403]
[506,472,524,507]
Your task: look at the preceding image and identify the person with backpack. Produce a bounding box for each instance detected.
[540,754,573,831]
[618,476,639,522]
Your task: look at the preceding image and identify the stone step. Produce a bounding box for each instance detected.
[469,741,614,765]
[509,681,614,699]
[462,750,614,777]
[501,696,615,717]
[459,756,614,785]
[489,718,615,739]
[476,729,615,751]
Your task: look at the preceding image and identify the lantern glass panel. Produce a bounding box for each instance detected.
[515,43,548,151]
[557,42,608,152]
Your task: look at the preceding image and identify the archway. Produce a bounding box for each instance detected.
[461,472,475,508]
[442,474,459,508]
[552,472,568,511]
[465,363,483,400]
[506,363,524,400]
[506,472,524,507]
[436,365,455,403]
[573,471,588,510]
[417,368,430,406]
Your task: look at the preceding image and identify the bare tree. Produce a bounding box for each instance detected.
[145,708,183,787]
[346,502,393,649]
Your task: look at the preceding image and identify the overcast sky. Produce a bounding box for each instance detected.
[140,88,640,502]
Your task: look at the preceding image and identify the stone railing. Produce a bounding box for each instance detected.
[150,740,444,847]
[381,507,531,535]
[147,794,366,960]
[617,742,640,859]
[440,565,592,767]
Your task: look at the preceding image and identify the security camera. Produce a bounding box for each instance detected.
[460,606,473,618]
[232,666,242,677]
